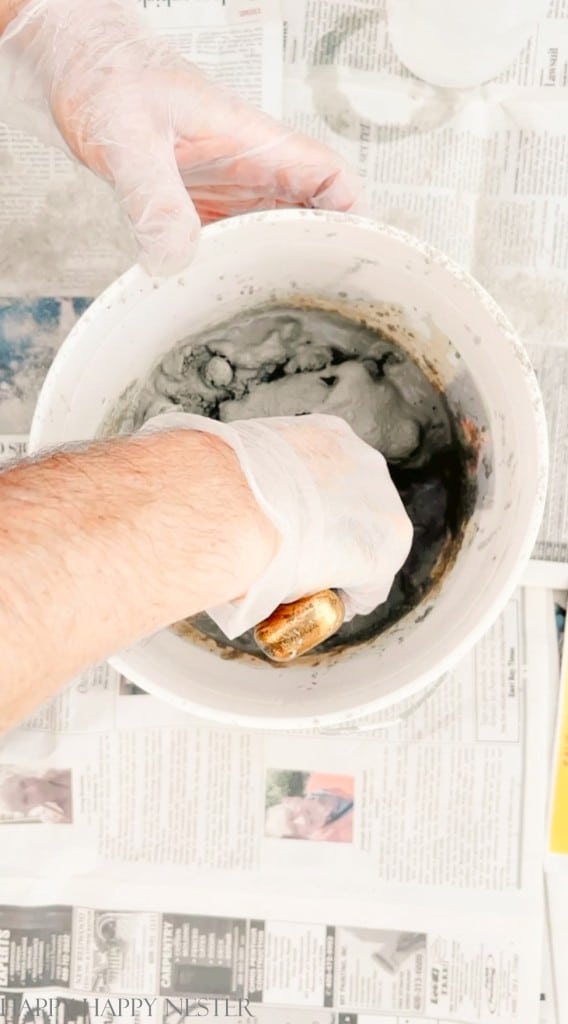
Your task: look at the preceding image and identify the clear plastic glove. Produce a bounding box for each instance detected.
[141,412,413,639]
[0,0,364,275]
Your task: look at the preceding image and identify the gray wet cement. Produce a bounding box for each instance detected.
[110,307,474,657]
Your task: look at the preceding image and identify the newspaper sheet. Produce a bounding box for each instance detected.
[282,0,568,574]
[0,588,553,1023]
[0,2,564,1023]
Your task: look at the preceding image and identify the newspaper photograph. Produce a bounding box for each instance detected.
[263,771,355,843]
[0,765,73,824]
[72,910,160,996]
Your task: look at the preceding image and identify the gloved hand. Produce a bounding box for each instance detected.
[0,0,364,275]
[141,412,413,639]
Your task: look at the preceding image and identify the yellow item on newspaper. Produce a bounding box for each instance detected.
[549,637,568,855]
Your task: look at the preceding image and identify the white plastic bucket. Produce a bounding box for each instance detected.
[29,211,547,731]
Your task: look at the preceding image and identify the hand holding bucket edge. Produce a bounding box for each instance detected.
[0,0,366,274]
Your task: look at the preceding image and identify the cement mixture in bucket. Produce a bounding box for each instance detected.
[110,307,476,659]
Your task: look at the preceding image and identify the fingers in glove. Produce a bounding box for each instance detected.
[179,140,366,216]
[338,505,414,620]
[172,82,366,214]
[103,129,202,275]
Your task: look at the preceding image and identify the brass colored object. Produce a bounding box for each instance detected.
[254,590,345,663]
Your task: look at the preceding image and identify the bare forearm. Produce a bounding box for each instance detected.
[0,429,277,729]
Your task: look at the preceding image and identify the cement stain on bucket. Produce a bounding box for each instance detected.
[105,301,480,666]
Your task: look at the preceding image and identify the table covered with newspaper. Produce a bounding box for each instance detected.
[0,2,566,1023]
